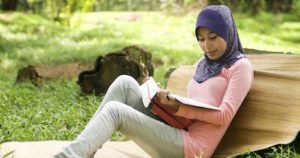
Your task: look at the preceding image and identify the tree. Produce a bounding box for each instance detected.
[266,0,293,13]
[176,0,184,6]
[1,0,18,11]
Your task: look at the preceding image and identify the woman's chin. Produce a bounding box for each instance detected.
[207,55,218,60]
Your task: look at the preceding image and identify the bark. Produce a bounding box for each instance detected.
[77,45,154,95]
[16,63,93,85]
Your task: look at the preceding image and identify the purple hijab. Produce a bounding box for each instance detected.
[193,5,245,83]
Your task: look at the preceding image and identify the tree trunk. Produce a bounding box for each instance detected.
[250,0,262,15]
[106,0,111,10]
[126,0,132,11]
[226,0,240,12]
[23,0,30,11]
[16,63,94,85]
[266,0,293,13]
[176,0,184,6]
[207,0,222,5]
[1,0,18,11]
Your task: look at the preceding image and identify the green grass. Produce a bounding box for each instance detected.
[0,11,299,157]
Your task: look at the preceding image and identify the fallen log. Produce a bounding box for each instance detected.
[16,45,154,94]
[16,63,93,85]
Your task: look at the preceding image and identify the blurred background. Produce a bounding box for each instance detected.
[0,1,300,157]
[1,0,300,17]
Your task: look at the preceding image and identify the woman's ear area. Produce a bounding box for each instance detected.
[195,27,200,41]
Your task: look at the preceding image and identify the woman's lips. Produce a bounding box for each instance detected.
[206,51,217,56]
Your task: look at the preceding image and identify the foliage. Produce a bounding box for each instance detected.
[287,0,300,21]
[1,0,300,16]
[206,0,298,14]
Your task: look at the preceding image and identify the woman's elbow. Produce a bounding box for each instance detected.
[214,108,234,126]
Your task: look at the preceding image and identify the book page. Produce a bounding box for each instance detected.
[140,77,161,108]
[169,94,220,110]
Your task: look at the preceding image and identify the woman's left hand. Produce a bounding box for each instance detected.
[157,89,181,111]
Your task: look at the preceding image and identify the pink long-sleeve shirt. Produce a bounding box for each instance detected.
[175,58,253,158]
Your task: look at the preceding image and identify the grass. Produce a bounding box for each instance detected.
[0,11,299,157]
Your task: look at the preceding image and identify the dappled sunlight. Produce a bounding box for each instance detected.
[240,30,300,54]
[0,11,299,73]
[0,23,30,42]
[15,47,45,63]
[279,22,300,30]
[276,22,300,44]
[0,58,14,69]
[56,37,98,48]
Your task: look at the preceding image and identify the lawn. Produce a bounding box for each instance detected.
[0,11,299,157]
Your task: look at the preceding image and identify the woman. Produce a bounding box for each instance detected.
[54,5,253,158]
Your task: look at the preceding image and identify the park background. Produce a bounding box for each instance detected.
[1,0,300,157]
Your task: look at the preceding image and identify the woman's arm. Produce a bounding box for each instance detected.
[175,60,253,126]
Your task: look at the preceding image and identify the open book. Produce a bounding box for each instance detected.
[140,77,220,110]
[140,77,220,129]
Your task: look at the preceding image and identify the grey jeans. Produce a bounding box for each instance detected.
[54,75,184,158]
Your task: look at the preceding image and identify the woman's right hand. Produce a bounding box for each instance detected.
[157,89,180,111]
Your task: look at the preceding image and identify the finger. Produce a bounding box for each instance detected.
[164,91,171,103]
[157,90,170,104]
[160,93,168,105]
[157,82,161,88]
[165,93,173,105]
[166,93,171,101]
[160,92,167,104]
[162,91,168,100]
[157,91,164,100]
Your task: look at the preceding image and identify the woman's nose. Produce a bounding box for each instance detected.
[203,40,212,51]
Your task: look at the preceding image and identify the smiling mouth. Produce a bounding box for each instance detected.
[206,51,217,55]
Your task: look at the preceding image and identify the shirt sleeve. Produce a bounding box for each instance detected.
[174,60,254,126]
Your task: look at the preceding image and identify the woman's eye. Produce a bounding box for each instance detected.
[210,35,217,39]
[199,38,204,42]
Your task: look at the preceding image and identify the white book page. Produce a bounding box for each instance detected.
[140,77,161,108]
[169,94,220,110]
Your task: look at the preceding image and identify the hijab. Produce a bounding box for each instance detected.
[193,5,245,83]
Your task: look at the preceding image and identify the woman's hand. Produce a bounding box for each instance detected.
[157,89,181,111]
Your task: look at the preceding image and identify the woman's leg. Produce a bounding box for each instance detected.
[54,102,184,158]
[89,75,161,122]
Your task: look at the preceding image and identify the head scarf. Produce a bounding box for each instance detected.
[193,5,245,83]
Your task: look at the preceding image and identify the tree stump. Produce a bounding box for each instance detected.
[77,45,154,95]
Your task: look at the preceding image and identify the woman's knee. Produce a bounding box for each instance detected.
[116,75,136,83]
[114,75,138,88]
[103,101,127,114]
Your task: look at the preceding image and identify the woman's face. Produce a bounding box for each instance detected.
[196,27,227,60]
